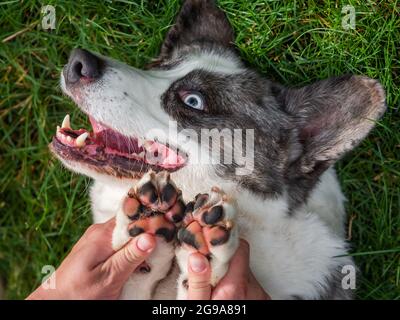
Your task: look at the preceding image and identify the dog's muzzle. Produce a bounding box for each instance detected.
[63,48,103,85]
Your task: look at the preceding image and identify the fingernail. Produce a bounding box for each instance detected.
[136,234,155,252]
[189,254,208,273]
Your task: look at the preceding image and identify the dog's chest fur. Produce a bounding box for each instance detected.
[90,166,352,299]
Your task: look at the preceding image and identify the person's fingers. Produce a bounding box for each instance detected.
[221,239,250,282]
[211,239,250,299]
[76,218,116,247]
[101,233,156,281]
[187,253,212,300]
[69,218,117,268]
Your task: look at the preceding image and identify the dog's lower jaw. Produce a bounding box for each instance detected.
[90,166,353,299]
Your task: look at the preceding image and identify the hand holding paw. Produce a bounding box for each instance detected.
[27,218,156,300]
[186,240,271,300]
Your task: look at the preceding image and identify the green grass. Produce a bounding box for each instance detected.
[0,0,399,299]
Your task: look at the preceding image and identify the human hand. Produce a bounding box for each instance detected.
[186,239,271,300]
[27,218,156,300]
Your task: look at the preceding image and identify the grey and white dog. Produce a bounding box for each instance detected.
[51,0,386,299]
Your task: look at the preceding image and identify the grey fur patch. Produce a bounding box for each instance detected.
[275,75,387,209]
[161,67,386,210]
[155,0,235,64]
[156,1,387,211]
[162,68,293,198]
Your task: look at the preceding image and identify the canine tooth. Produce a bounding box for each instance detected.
[143,140,153,151]
[62,114,71,129]
[137,137,144,147]
[56,125,60,132]
[76,132,89,147]
[137,151,145,158]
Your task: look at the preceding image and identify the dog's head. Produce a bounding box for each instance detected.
[51,0,386,207]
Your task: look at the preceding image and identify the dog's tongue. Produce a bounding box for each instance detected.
[146,141,183,168]
[96,129,143,154]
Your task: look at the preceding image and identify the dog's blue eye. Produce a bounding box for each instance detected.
[183,93,204,110]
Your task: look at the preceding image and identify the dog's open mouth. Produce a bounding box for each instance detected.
[50,115,186,178]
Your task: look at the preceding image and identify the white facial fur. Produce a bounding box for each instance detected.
[59,50,245,181]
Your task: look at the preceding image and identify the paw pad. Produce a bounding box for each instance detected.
[178,187,235,255]
[123,171,186,242]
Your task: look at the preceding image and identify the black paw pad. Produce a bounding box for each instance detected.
[184,201,195,215]
[169,198,186,223]
[161,182,178,206]
[129,226,145,237]
[194,193,209,210]
[209,226,230,246]
[177,228,199,250]
[155,227,176,242]
[202,205,224,225]
[139,181,158,204]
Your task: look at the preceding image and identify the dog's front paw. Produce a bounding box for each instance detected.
[176,186,239,299]
[112,170,186,250]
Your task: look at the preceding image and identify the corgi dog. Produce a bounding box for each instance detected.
[51,0,386,299]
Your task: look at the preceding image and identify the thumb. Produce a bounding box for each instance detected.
[187,253,211,300]
[105,233,156,281]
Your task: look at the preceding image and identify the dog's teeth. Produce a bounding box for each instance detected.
[56,125,60,132]
[143,140,153,151]
[137,151,145,158]
[137,137,144,147]
[76,132,89,147]
[62,114,71,129]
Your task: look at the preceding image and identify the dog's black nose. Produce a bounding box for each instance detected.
[64,48,102,84]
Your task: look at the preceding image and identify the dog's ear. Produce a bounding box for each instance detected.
[159,0,234,58]
[277,75,387,177]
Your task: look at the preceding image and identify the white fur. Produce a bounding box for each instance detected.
[59,51,354,299]
[89,166,353,299]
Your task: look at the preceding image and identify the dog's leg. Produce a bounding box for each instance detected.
[175,186,239,299]
[112,170,186,299]
[119,239,176,299]
[91,180,130,224]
